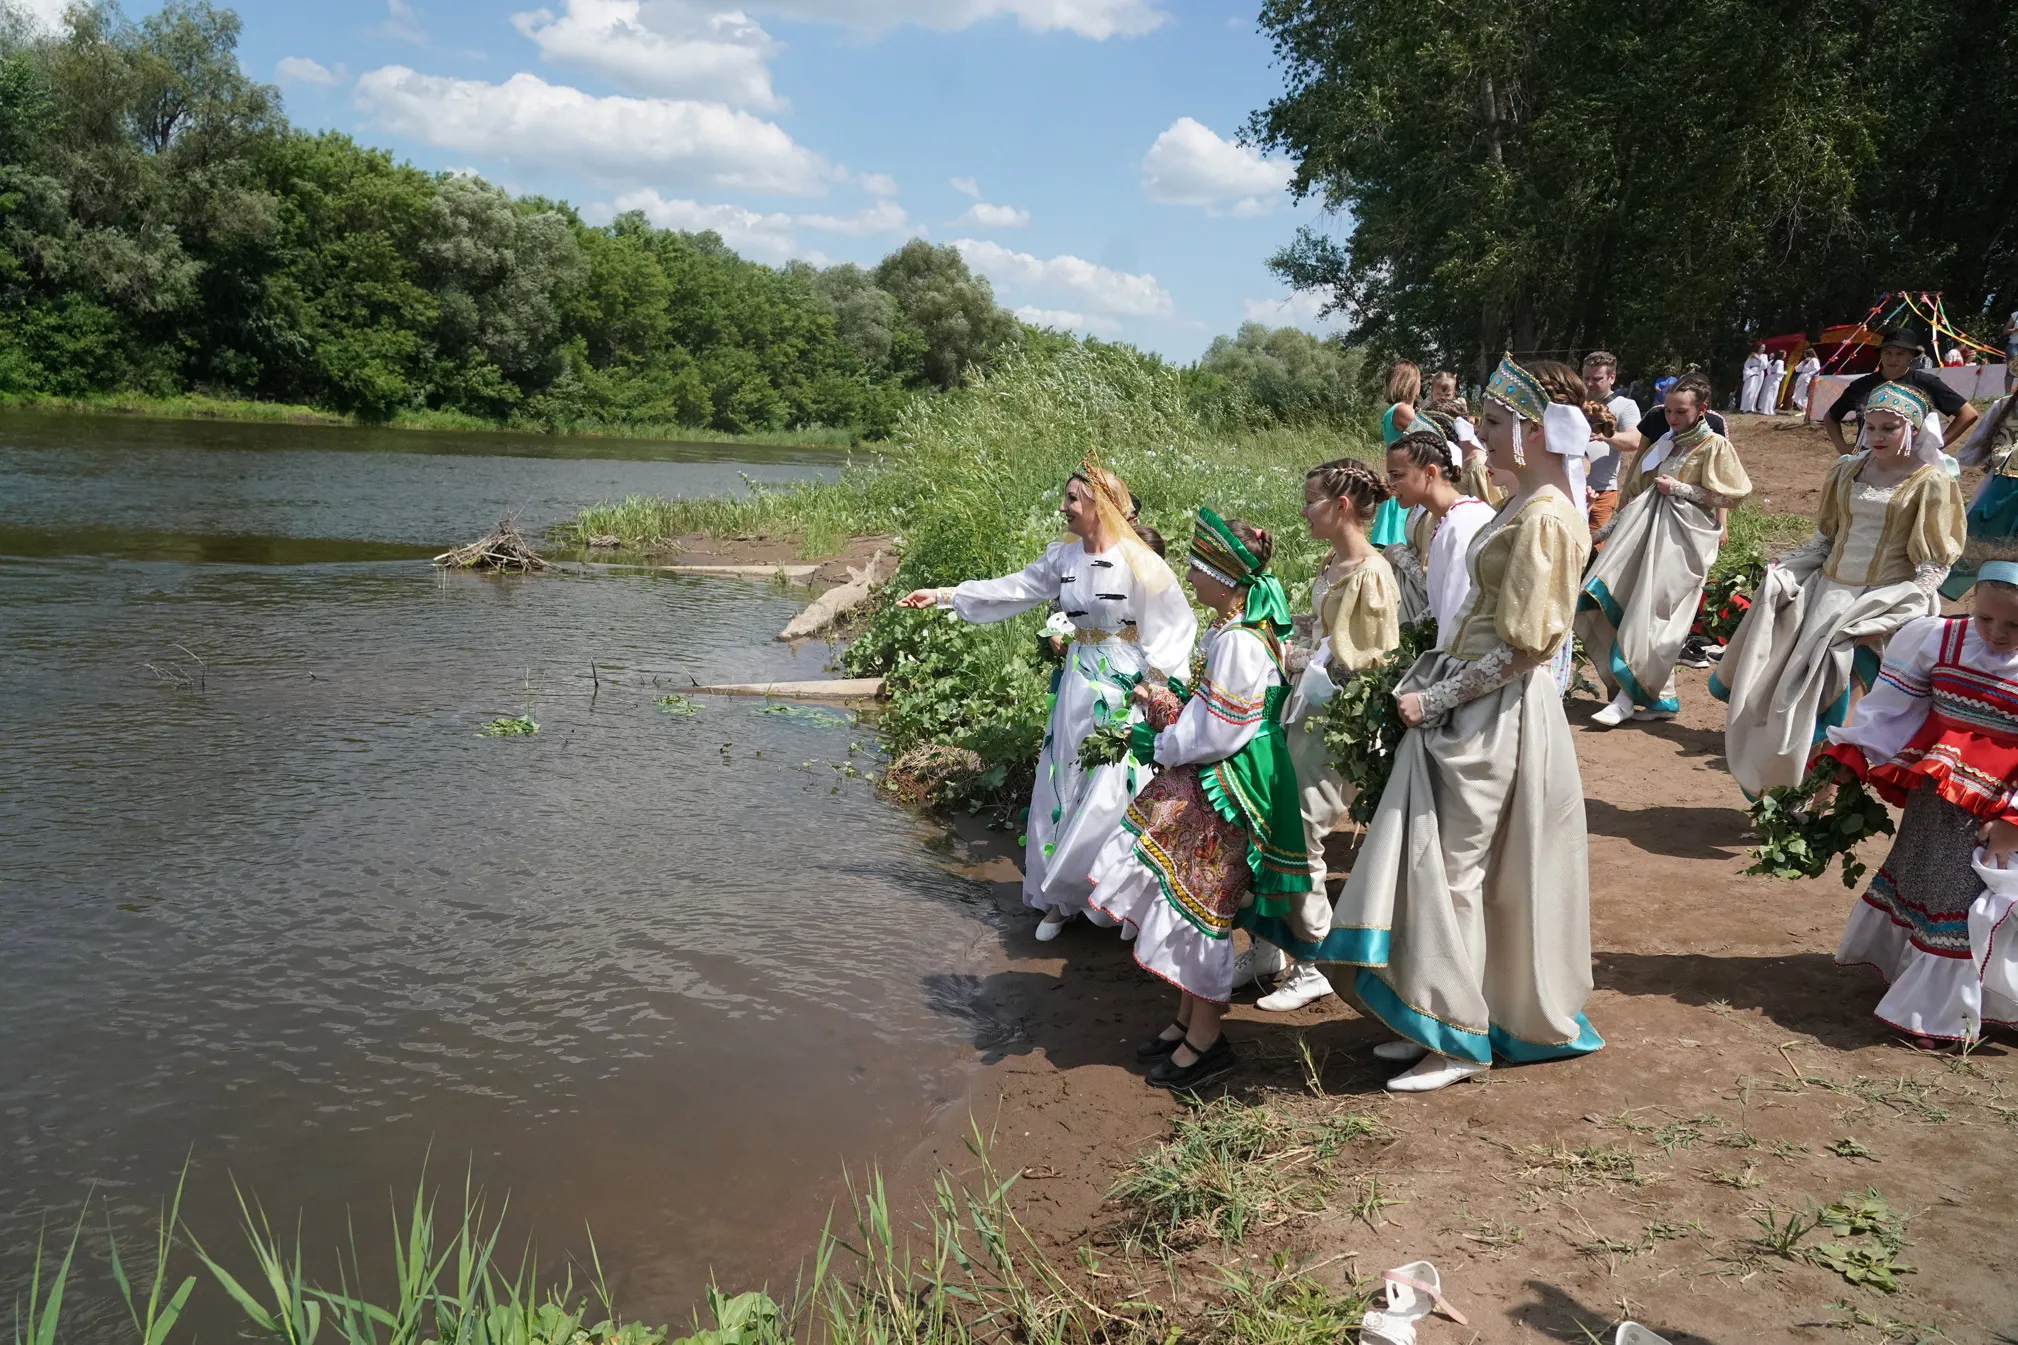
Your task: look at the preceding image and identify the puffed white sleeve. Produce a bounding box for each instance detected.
[945,543,1066,623]
[1136,572,1199,682]
[1824,616,1944,770]
[1153,628,1275,769]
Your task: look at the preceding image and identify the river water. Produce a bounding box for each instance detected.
[0,412,1006,1335]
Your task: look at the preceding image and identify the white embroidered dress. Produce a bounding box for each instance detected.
[942,540,1195,914]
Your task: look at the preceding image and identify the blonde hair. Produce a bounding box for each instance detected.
[1385,360,1421,406]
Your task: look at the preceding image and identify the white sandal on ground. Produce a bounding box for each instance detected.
[1372,1038,1428,1063]
[1616,1325,1673,1345]
[1034,910,1073,941]
[1359,1261,1466,1345]
[1385,1053,1488,1093]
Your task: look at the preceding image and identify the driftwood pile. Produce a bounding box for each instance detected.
[434,519,548,572]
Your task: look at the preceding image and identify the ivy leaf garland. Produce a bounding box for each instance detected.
[1077,724,1134,772]
[1319,618,1439,825]
[1745,756,1896,888]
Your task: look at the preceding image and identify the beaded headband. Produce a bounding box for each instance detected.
[1485,353,1549,425]
[1188,506,1260,588]
[1863,380,1932,429]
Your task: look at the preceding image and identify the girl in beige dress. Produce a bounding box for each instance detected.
[1715,380,1965,796]
[1248,458,1403,1011]
[1323,356,1599,1093]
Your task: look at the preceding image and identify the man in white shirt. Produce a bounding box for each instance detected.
[1581,350,1640,541]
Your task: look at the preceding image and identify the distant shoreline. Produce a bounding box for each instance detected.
[0,392,863,451]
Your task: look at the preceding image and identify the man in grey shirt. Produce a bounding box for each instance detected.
[1582,350,1640,541]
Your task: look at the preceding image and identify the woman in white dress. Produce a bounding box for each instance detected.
[899,461,1196,939]
[1791,351,1823,414]
[1714,381,1965,796]
[1382,419,1496,648]
[1322,355,1599,1093]
[1815,562,2018,1044]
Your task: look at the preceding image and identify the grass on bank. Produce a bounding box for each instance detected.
[0,392,861,450]
[6,1116,1386,1345]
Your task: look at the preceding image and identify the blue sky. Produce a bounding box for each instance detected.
[29,0,1349,361]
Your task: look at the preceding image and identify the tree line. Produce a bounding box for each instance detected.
[0,2,1028,434]
[1254,0,2018,385]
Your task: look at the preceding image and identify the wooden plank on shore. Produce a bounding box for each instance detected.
[688,678,884,700]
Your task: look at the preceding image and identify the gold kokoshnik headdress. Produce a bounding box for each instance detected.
[1483,353,1594,488]
[1858,380,1947,468]
[1070,449,1175,595]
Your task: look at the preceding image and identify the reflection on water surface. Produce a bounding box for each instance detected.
[0,414,994,1338]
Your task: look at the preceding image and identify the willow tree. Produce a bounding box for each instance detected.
[1252,0,2017,381]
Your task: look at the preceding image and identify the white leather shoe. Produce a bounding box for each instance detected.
[1034,910,1073,941]
[1360,1261,1463,1345]
[1616,1325,1673,1345]
[1256,962,1333,1011]
[1372,1038,1429,1063]
[1589,691,1635,727]
[1385,1054,1488,1093]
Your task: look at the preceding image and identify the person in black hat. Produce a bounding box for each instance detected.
[1823,327,1980,454]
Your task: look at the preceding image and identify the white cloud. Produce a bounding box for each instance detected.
[855,172,899,197]
[375,0,427,44]
[604,189,911,261]
[608,190,800,259]
[797,199,912,236]
[1140,116,1292,215]
[752,0,1163,40]
[950,176,981,199]
[954,239,1171,318]
[1242,287,1341,330]
[511,0,782,110]
[959,201,1029,228]
[353,67,828,193]
[10,0,70,32]
[1013,306,1121,336]
[276,56,345,86]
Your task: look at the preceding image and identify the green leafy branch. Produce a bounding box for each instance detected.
[1745,757,1895,888]
[1318,619,1437,825]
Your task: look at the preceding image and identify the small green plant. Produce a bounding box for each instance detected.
[1827,1137,1876,1160]
[480,714,539,736]
[1750,1204,1819,1257]
[754,703,850,727]
[656,694,701,717]
[1205,1255,1373,1345]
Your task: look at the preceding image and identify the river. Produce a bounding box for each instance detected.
[0,411,1008,1336]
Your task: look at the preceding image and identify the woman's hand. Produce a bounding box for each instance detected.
[897,588,941,609]
[1809,762,1857,812]
[1397,691,1425,728]
[1981,818,2018,864]
[1655,475,1681,497]
[1130,683,1153,706]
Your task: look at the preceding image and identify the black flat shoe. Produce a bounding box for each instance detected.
[1147,1035,1235,1091]
[1135,1023,1188,1060]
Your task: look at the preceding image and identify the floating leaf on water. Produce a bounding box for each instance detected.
[656,693,701,717]
[753,703,850,727]
[479,714,539,737]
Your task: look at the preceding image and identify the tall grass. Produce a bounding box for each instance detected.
[563,343,1379,805]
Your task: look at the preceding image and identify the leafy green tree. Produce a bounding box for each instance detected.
[873,240,1019,390]
[1251,0,2015,383]
[1193,321,1363,426]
